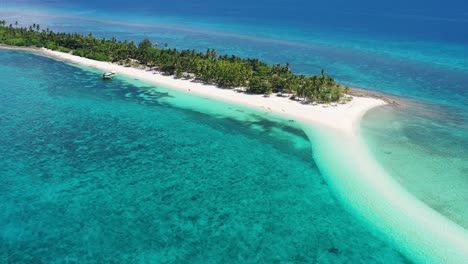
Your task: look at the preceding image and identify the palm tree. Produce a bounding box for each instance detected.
[0,20,343,100]
[344,86,350,94]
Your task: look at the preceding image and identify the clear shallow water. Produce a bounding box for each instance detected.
[10,1,463,231]
[362,102,468,229]
[1,0,468,260]
[303,123,468,264]
[0,50,409,263]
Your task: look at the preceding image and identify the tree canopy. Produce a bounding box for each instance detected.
[0,20,347,103]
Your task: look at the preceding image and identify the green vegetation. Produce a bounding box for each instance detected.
[0,20,347,103]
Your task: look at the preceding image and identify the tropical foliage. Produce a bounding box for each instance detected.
[0,20,347,102]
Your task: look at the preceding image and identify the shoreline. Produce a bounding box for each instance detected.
[349,87,400,106]
[1,45,385,135]
[3,45,467,263]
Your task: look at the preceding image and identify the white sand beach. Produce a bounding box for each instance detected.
[6,46,467,263]
[36,48,384,135]
[307,127,468,264]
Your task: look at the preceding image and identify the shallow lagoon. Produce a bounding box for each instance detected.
[362,102,468,229]
[1,2,467,262]
[0,51,409,263]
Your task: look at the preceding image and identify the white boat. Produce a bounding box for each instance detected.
[101,71,117,79]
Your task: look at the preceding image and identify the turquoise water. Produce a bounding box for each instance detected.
[361,102,468,229]
[302,123,468,264]
[0,50,409,262]
[1,2,468,262]
[25,5,465,233]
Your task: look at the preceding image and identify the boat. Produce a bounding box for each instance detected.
[101,71,117,79]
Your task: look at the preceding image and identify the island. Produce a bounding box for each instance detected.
[0,20,349,104]
[1,20,467,264]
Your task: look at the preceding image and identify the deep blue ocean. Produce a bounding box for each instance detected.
[1,0,467,262]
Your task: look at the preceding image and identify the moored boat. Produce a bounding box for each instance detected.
[101,71,117,79]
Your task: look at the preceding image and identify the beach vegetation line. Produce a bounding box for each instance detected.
[0,20,347,103]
